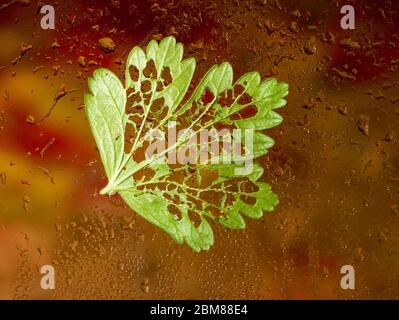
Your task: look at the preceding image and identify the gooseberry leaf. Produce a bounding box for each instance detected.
[85,36,288,252]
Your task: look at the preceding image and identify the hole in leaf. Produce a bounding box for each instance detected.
[141,80,152,93]
[143,59,157,79]
[240,194,256,206]
[168,172,185,185]
[161,67,172,86]
[200,190,223,208]
[129,65,140,82]
[132,142,149,163]
[230,105,258,120]
[143,93,152,105]
[152,97,165,113]
[198,170,219,189]
[188,210,202,227]
[201,89,215,105]
[234,85,245,96]
[218,89,235,108]
[239,180,259,193]
[167,183,176,191]
[132,167,154,182]
[156,80,164,92]
[168,204,182,221]
[238,92,252,105]
[127,91,142,105]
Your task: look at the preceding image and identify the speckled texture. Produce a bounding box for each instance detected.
[0,0,398,299]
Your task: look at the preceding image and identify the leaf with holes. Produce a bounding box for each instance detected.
[84,36,288,252]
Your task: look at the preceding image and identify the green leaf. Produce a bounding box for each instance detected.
[85,68,126,179]
[85,36,288,252]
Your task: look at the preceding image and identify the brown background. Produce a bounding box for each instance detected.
[0,0,398,299]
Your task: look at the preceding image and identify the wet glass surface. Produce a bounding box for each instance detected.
[0,0,398,299]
